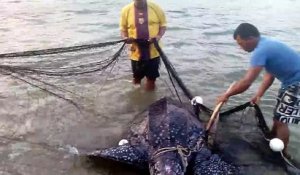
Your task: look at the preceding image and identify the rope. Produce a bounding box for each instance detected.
[281,152,298,169]
[151,145,191,171]
[152,146,191,159]
[151,137,205,171]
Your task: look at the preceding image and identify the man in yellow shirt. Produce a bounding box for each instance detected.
[120,0,167,91]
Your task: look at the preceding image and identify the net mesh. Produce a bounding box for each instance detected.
[0,40,126,112]
[0,39,298,174]
[153,40,300,174]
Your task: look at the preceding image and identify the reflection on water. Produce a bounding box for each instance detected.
[0,0,300,174]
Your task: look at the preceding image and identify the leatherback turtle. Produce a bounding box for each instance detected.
[87,97,238,175]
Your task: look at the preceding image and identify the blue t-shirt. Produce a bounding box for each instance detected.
[250,37,300,88]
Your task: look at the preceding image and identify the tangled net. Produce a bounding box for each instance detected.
[0,39,299,174]
[0,39,126,110]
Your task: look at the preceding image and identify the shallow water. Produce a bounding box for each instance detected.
[0,0,300,174]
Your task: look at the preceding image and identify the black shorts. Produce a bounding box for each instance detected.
[131,57,160,80]
[273,82,300,124]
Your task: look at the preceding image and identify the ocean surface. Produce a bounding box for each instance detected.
[0,0,300,174]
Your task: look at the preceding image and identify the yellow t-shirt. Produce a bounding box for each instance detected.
[120,1,167,61]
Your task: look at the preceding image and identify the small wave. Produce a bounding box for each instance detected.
[7,0,21,3]
[102,23,119,29]
[0,28,10,32]
[203,30,233,36]
[64,9,105,15]
[169,41,194,48]
[167,10,186,14]
[167,26,192,31]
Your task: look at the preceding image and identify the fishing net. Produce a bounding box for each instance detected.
[0,40,131,165]
[0,40,126,112]
[0,39,299,174]
[153,40,300,174]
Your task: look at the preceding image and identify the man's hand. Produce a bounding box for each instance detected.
[155,35,162,41]
[149,35,162,43]
[250,95,261,105]
[216,93,229,105]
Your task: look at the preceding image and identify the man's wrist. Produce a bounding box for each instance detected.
[225,92,230,98]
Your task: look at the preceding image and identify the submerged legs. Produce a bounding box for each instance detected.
[271,119,290,156]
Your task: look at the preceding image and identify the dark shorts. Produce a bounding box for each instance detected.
[131,57,160,80]
[274,82,300,124]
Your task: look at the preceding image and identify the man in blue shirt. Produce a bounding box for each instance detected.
[217,23,300,156]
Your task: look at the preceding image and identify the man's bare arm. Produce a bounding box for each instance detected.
[254,72,275,98]
[225,66,263,97]
[157,26,166,39]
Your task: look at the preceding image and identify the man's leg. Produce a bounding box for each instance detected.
[131,60,145,85]
[145,57,160,91]
[272,83,300,157]
[145,78,156,91]
[271,119,290,156]
[133,77,142,85]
